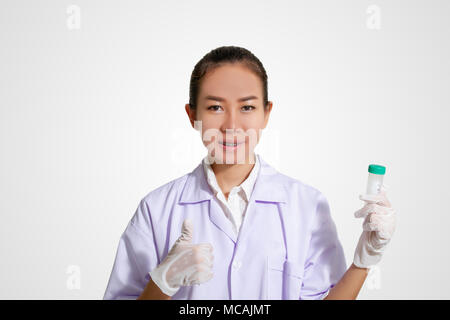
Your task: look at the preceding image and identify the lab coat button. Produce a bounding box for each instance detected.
[232,261,242,269]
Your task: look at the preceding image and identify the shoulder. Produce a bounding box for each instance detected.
[273,169,324,201]
[141,172,190,206]
[273,171,335,235]
[127,171,191,231]
[257,155,327,209]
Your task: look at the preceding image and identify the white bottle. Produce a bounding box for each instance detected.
[366,164,386,195]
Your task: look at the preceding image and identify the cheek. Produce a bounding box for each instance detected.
[242,118,265,136]
[246,111,266,126]
[198,122,220,146]
[196,115,220,131]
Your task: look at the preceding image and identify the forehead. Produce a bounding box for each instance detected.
[199,63,262,100]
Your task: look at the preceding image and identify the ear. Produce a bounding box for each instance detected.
[185,104,196,129]
[262,101,273,129]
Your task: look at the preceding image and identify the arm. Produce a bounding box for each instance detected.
[137,278,172,300]
[323,263,369,300]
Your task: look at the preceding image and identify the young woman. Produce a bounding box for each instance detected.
[103,46,397,300]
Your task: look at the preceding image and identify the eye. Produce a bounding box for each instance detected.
[242,105,255,112]
[207,105,222,112]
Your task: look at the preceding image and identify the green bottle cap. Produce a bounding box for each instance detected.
[368,164,386,175]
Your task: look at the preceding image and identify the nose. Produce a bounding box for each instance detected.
[220,108,237,132]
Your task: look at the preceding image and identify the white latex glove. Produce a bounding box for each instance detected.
[149,218,214,296]
[353,184,397,269]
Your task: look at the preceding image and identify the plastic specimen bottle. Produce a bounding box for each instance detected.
[366,164,386,195]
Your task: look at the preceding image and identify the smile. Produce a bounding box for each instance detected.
[219,141,244,149]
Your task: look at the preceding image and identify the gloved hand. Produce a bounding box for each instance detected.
[149,218,214,296]
[353,184,397,269]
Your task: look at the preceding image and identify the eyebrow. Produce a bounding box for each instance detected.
[204,95,259,102]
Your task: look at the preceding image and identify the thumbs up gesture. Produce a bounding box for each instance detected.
[149,219,214,296]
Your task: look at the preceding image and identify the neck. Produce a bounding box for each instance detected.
[210,153,256,196]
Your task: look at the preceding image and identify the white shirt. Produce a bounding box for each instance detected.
[202,154,260,235]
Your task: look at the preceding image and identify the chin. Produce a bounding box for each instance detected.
[210,148,254,165]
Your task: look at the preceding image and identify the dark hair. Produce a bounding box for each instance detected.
[188,46,269,115]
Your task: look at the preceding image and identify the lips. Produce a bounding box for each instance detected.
[218,137,245,144]
[219,141,244,146]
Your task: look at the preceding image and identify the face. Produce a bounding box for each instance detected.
[185,63,273,165]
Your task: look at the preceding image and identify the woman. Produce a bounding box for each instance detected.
[103,46,397,300]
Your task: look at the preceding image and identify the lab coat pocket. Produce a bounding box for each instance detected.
[268,257,304,300]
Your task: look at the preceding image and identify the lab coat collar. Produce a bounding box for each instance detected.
[179,154,287,204]
[201,152,260,202]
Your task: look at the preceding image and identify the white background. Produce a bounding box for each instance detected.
[0,0,449,299]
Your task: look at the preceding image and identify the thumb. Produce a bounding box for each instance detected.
[177,218,194,244]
